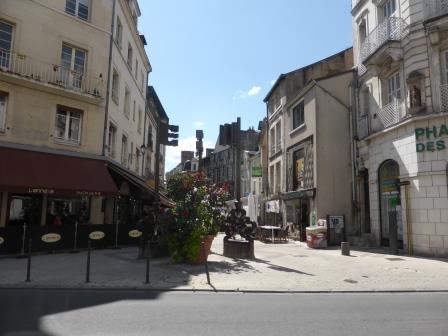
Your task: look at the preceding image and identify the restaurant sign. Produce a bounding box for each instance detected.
[415,125,448,152]
[128,229,143,238]
[89,231,105,240]
[41,233,61,243]
[0,236,4,245]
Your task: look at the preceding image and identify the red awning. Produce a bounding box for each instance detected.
[0,147,119,196]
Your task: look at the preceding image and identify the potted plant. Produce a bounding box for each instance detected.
[166,171,228,264]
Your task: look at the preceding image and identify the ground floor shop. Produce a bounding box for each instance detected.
[357,115,448,257]
[0,146,172,254]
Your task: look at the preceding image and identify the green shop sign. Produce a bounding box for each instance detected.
[415,125,448,152]
[252,167,262,177]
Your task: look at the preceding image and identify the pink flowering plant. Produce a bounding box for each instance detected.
[166,171,229,262]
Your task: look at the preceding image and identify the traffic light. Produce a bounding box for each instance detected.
[160,121,179,146]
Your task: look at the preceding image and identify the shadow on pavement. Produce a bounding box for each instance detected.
[0,288,161,335]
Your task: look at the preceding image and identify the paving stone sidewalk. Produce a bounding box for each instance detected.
[1,234,447,292]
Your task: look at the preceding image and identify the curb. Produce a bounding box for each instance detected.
[1,285,448,294]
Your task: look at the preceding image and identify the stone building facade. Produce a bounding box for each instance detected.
[352,0,448,256]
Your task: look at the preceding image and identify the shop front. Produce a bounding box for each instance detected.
[0,147,119,253]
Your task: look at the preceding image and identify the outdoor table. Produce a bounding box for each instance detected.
[258,225,281,243]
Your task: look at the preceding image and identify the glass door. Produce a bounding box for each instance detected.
[379,160,403,247]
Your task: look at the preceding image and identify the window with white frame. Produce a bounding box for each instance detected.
[65,0,90,21]
[0,91,8,131]
[132,100,136,121]
[0,21,13,69]
[60,44,86,89]
[127,43,133,69]
[129,141,134,166]
[108,123,117,157]
[136,149,140,173]
[443,50,448,84]
[275,122,281,152]
[115,17,122,48]
[121,135,128,165]
[387,72,402,104]
[138,107,142,133]
[55,106,82,143]
[383,0,396,19]
[141,71,145,92]
[111,69,119,104]
[292,101,305,130]
[124,88,130,118]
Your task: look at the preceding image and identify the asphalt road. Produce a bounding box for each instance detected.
[0,289,447,336]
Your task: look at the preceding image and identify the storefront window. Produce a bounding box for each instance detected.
[46,197,90,226]
[8,194,42,227]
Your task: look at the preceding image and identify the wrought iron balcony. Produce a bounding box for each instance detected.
[0,49,104,98]
[441,84,448,113]
[359,17,409,63]
[357,100,406,139]
[424,0,448,21]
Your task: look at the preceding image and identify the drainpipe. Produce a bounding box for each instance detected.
[102,0,117,156]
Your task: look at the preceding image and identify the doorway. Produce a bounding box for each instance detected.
[378,160,403,247]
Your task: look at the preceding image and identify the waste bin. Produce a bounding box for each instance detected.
[306,226,327,249]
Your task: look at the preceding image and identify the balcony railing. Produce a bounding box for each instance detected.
[424,0,448,20]
[0,49,104,98]
[441,84,448,113]
[357,100,405,139]
[359,17,409,62]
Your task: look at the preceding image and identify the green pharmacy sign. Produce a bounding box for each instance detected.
[415,124,448,152]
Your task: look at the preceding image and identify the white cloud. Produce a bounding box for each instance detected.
[165,136,214,172]
[270,79,276,86]
[233,85,262,100]
[194,121,205,128]
[247,86,261,96]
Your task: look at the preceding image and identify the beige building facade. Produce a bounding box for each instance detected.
[263,48,354,234]
[352,0,448,256]
[0,0,164,254]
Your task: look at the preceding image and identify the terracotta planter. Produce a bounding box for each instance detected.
[188,234,215,264]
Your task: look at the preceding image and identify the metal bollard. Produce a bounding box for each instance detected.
[341,242,350,256]
[202,242,211,285]
[71,221,79,253]
[25,239,32,282]
[86,239,91,283]
[145,240,150,284]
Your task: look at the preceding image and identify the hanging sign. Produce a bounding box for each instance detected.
[0,236,4,245]
[89,231,105,240]
[41,233,62,243]
[128,229,143,238]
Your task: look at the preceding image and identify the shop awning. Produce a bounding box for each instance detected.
[107,163,175,208]
[0,148,119,196]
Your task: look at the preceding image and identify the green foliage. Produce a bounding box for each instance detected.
[166,171,228,263]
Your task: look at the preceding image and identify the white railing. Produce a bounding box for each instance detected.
[358,100,406,138]
[441,84,448,113]
[0,49,104,98]
[424,0,448,20]
[359,17,409,62]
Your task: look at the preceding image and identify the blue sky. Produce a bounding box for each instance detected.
[139,0,353,171]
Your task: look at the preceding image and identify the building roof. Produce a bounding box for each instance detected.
[263,47,353,103]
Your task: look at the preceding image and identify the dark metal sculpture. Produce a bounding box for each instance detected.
[224,201,257,242]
